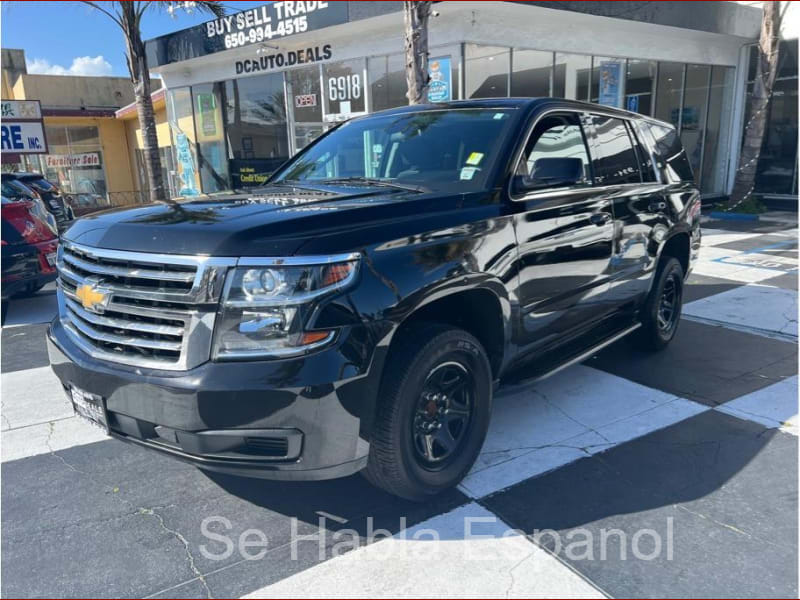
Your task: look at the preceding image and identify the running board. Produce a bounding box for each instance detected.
[499,322,641,392]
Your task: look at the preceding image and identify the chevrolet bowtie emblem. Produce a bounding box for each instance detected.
[76,284,109,313]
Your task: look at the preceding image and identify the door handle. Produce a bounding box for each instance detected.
[589,212,611,226]
[649,201,667,212]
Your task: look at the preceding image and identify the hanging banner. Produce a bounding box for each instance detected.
[427,56,452,103]
[598,61,623,108]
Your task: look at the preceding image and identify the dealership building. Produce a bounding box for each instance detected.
[8,2,796,205]
[144,1,799,200]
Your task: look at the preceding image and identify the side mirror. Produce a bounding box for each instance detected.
[513,157,586,193]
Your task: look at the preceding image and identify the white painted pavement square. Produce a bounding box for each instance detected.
[459,365,708,498]
[716,376,799,435]
[683,284,798,339]
[1,364,108,462]
[1,417,108,462]
[243,502,605,599]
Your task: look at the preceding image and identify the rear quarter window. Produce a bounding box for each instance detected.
[644,122,695,183]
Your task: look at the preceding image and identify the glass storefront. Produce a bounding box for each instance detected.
[466,45,510,99]
[746,40,798,197]
[24,124,109,211]
[165,43,739,196]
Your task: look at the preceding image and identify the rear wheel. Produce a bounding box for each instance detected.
[364,323,492,501]
[636,257,684,351]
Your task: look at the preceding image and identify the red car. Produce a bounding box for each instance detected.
[1,192,59,323]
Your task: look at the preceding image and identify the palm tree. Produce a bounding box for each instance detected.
[403,1,433,104]
[726,1,788,211]
[80,1,225,203]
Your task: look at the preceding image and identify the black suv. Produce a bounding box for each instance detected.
[48,99,700,500]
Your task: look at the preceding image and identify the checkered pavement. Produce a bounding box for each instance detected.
[2,215,797,598]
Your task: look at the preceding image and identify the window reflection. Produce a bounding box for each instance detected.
[750,41,798,196]
[369,54,408,111]
[625,59,656,116]
[191,82,229,193]
[590,116,641,185]
[511,49,553,97]
[680,64,711,184]
[466,45,510,98]
[654,62,684,127]
[553,53,591,100]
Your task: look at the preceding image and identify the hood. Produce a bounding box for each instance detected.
[63,184,462,256]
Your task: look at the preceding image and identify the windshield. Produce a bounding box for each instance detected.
[272,108,517,192]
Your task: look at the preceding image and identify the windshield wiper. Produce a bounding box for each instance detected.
[313,177,426,193]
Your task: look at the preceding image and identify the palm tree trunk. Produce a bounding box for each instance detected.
[121,5,166,203]
[404,1,432,105]
[727,2,782,209]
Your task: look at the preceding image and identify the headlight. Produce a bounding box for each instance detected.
[212,254,359,360]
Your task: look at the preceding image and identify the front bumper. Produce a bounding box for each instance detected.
[47,317,380,480]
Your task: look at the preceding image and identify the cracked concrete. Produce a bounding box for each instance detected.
[138,508,214,599]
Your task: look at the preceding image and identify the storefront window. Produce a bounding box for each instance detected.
[654,62,685,127]
[287,64,325,152]
[680,64,711,182]
[591,56,626,107]
[553,53,591,100]
[750,41,798,196]
[34,124,107,211]
[701,66,735,194]
[511,49,553,97]
[466,44,509,98]
[625,59,656,115]
[369,54,408,111]
[191,82,229,193]
[224,72,289,186]
[323,59,366,116]
[166,86,201,196]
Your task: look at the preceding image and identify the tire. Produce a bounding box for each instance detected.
[636,257,684,351]
[364,323,493,501]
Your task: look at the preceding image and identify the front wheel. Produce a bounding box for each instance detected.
[636,257,684,351]
[364,323,492,501]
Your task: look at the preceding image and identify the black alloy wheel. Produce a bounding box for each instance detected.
[412,361,474,469]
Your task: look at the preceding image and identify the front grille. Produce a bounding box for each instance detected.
[57,241,235,370]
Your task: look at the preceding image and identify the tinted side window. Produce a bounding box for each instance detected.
[627,122,657,183]
[589,116,641,185]
[644,122,694,183]
[518,113,592,187]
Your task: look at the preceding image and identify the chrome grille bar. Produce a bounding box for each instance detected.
[62,251,197,283]
[65,306,184,352]
[64,297,185,337]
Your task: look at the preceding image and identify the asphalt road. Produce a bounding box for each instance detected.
[2,214,797,598]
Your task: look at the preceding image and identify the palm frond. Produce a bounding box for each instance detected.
[151,0,226,19]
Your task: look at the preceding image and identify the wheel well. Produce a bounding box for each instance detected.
[394,289,505,377]
[660,233,690,276]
